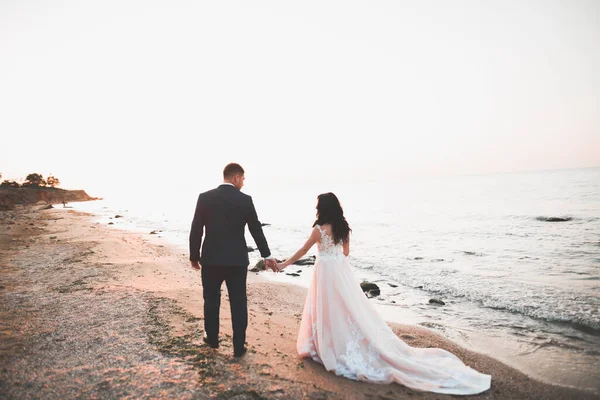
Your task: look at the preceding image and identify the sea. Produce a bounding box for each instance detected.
[62,167,600,393]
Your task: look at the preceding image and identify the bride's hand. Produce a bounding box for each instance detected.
[276,263,286,272]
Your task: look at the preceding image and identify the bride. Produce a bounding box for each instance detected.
[276,192,491,395]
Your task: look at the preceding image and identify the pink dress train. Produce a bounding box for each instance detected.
[296,225,491,395]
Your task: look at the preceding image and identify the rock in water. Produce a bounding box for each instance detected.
[429,298,445,306]
[360,282,380,297]
[536,216,572,222]
[249,259,266,272]
[293,256,316,266]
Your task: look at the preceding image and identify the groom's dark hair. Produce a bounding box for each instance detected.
[223,163,245,179]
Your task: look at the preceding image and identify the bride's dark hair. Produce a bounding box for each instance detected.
[312,192,351,244]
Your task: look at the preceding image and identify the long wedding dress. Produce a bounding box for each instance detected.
[296,225,491,395]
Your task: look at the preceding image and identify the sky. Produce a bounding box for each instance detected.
[1,0,599,197]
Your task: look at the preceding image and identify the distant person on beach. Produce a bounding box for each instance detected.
[275,192,491,395]
[189,162,277,358]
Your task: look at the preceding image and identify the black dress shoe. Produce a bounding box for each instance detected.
[233,347,247,358]
[203,334,219,349]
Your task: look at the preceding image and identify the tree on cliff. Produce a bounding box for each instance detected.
[46,175,60,187]
[22,173,47,187]
[0,180,20,188]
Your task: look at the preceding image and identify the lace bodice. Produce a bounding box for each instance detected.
[316,225,344,260]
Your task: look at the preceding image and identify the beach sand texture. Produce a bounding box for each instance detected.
[1,205,598,399]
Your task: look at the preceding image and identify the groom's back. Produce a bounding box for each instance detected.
[198,185,251,267]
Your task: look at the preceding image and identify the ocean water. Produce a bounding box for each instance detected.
[65,167,600,392]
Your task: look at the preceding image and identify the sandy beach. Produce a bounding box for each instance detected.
[1,204,598,400]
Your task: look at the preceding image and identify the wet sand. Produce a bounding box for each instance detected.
[1,205,598,399]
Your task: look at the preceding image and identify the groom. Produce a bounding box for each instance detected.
[189,163,277,357]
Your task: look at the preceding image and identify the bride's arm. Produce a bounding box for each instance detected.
[278,227,320,270]
[343,235,350,256]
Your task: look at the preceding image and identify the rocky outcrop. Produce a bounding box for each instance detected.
[250,259,266,272]
[293,256,316,266]
[429,298,446,306]
[0,188,99,210]
[249,256,315,272]
[360,282,380,297]
[249,259,283,272]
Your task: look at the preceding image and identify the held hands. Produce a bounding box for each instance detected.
[192,258,289,273]
[264,258,278,272]
[264,258,287,273]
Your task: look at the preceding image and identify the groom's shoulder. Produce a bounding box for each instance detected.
[229,190,253,206]
[197,187,219,198]
[233,189,251,201]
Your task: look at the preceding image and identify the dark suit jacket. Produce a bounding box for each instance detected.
[189,184,271,266]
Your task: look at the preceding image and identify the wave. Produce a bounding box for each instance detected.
[479,297,600,333]
[505,232,530,237]
[394,274,600,332]
[462,251,485,257]
[535,216,573,222]
[507,215,599,223]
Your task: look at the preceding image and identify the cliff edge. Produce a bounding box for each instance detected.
[0,188,99,210]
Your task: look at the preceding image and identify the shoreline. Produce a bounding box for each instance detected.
[255,263,600,394]
[1,204,598,399]
[94,201,599,393]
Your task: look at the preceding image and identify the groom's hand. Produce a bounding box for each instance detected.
[190,260,201,270]
[265,258,278,272]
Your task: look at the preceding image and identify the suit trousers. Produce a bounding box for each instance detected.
[201,265,248,352]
